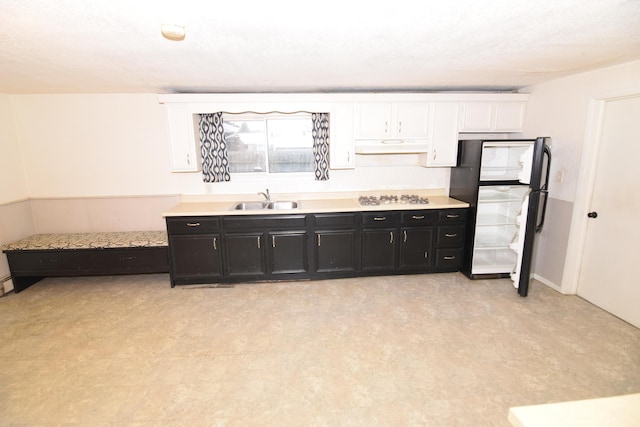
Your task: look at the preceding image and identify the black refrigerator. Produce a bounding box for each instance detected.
[450,137,551,296]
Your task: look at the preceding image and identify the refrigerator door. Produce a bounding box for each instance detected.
[471,185,530,275]
[509,195,530,288]
[479,141,534,182]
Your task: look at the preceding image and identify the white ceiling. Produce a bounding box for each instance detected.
[1,0,640,94]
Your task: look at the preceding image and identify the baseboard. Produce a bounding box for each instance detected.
[532,273,563,293]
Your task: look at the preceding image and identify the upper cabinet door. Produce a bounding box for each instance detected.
[459,101,527,132]
[424,102,460,167]
[164,103,201,172]
[395,102,430,138]
[356,102,393,139]
[329,103,355,169]
[355,102,430,139]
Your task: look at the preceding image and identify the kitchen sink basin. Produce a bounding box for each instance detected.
[233,202,269,210]
[232,201,299,210]
[268,201,298,210]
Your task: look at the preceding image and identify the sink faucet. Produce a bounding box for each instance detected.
[258,189,270,201]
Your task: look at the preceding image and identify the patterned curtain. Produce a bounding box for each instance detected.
[312,113,330,181]
[199,113,231,182]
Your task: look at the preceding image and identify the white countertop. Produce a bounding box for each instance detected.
[163,192,468,217]
[508,393,640,427]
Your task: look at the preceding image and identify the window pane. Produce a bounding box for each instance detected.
[266,118,314,173]
[225,119,267,173]
[223,114,314,174]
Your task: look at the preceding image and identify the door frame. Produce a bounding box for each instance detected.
[562,91,640,294]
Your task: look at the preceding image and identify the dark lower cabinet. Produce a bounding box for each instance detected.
[269,231,308,275]
[361,228,397,271]
[314,230,357,273]
[399,227,434,269]
[224,233,266,277]
[165,208,467,286]
[169,234,222,281]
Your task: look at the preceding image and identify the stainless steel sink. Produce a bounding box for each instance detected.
[232,201,298,210]
[268,201,298,210]
[232,202,269,210]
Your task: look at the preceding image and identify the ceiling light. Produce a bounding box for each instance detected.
[161,24,185,41]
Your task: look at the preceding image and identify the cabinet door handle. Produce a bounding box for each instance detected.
[213,237,217,250]
[433,149,437,161]
[444,256,456,260]
[317,234,321,246]
[257,236,261,249]
[389,231,394,244]
[272,235,276,248]
[445,233,458,238]
[186,153,191,165]
[446,214,459,219]
[403,230,407,242]
[385,121,388,134]
[187,222,200,227]
[424,251,429,259]
[412,215,425,220]
[398,121,402,133]
[374,217,386,221]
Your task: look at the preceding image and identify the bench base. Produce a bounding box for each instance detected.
[5,247,169,293]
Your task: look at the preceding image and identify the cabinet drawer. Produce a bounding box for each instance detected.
[362,212,400,227]
[435,248,463,269]
[436,226,465,247]
[438,209,467,224]
[6,250,90,274]
[401,211,438,225]
[313,213,357,227]
[89,248,169,273]
[167,217,220,234]
[224,214,307,230]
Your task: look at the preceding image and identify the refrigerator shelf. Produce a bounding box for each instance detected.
[471,248,517,275]
[476,214,517,226]
[478,192,526,203]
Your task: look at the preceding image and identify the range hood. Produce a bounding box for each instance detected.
[355,139,429,154]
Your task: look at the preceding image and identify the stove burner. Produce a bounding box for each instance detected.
[358,194,429,205]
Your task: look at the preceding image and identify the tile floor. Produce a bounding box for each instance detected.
[0,273,638,426]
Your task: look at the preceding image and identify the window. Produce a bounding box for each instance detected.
[224,113,314,174]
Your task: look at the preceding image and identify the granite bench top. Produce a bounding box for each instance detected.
[2,231,168,251]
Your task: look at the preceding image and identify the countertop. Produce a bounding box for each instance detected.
[508,393,640,427]
[162,193,469,217]
[2,231,168,251]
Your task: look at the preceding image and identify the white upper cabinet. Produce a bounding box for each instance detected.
[329,103,355,169]
[355,102,430,140]
[422,102,460,167]
[459,101,527,132]
[164,103,201,172]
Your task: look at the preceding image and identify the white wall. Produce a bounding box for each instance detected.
[0,95,28,203]
[521,59,640,292]
[10,94,177,198]
[9,93,450,199]
[0,95,34,281]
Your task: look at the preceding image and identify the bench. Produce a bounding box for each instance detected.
[1,231,169,293]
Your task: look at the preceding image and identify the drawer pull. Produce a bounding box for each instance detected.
[389,231,394,244]
[446,214,459,219]
[445,233,458,238]
[412,215,425,220]
[403,230,407,242]
[121,256,136,261]
[444,256,456,260]
[272,235,276,248]
[374,217,386,221]
[213,237,217,250]
[186,222,201,227]
[257,236,261,249]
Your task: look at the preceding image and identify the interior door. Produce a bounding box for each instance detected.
[578,95,640,327]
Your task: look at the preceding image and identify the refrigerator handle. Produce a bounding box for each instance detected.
[541,144,552,191]
[535,145,552,233]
